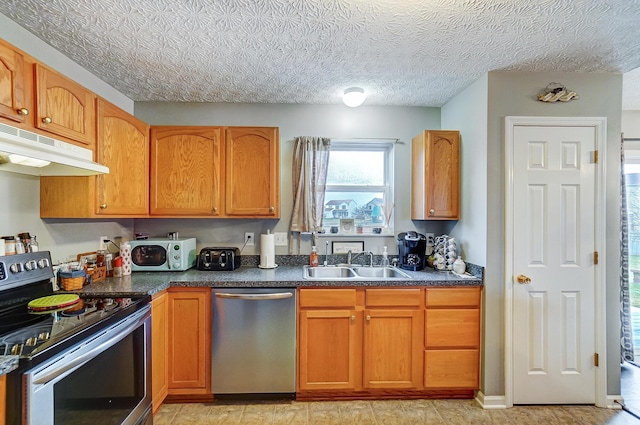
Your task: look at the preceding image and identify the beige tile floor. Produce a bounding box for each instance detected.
[154,398,639,425]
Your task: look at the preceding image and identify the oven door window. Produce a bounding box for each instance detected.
[55,327,145,424]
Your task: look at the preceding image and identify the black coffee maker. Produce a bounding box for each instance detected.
[397,231,427,271]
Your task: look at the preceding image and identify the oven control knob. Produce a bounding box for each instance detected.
[9,263,23,273]
[24,260,37,271]
[37,258,50,268]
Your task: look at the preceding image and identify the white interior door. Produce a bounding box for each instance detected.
[511,124,597,404]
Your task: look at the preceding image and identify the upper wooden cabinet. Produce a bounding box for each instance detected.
[0,39,29,123]
[411,130,460,220]
[150,126,223,216]
[40,99,149,218]
[225,127,280,217]
[34,63,96,148]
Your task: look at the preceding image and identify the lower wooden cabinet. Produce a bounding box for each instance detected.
[0,374,6,425]
[151,291,168,413]
[297,286,481,398]
[167,287,211,395]
[424,287,481,390]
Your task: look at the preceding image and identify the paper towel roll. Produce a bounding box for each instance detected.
[259,233,277,269]
[120,241,132,275]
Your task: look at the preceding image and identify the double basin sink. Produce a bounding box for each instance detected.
[303,265,411,280]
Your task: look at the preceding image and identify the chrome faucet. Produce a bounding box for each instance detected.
[324,241,329,266]
[347,250,374,267]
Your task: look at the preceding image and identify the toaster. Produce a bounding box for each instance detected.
[197,247,241,271]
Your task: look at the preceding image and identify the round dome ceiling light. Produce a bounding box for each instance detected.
[343,87,366,107]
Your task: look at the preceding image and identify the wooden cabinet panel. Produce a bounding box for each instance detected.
[424,349,479,389]
[151,291,168,413]
[425,286,480,308]
[40,99,149,218]
[95,98,148,215]
[363,309,423,389]
[365,288,422,307]
[0,374,5,425]
[298,309,362,391]
[34,64,95,147]
[411,130,460,220]
[150,126,223,216]
[299,288,357,308]
[225,127,279,217]
[425,309,480,348]
[0,39,28,123]
[167,288,211,394]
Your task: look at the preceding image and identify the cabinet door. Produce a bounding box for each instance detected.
[0,39,28,123]
[151,292,168,413]
[150,126,223,216]
[411,130,460,220]
[298,309,362,391]
[34,64,95,147]
[363,309,423,389]
[96,99,149,215]
[167,288,211,394]
[225,127,279,217]
[0,374,6,425]
[424,349,479,389]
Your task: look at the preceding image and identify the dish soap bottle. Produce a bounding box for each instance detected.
[382,246,389,267]
[309,246,319,267]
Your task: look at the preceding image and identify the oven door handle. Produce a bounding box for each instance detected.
[32,308,149,385]
[215,292,293,300]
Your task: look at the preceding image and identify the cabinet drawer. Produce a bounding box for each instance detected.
[425,287,480,307]
[299,289,357,308]
[365,288,421,307]
[425,309,479,348]
[424,349,479,389]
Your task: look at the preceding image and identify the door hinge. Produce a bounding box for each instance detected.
[594,251,598,265]
[594,352,599,367]
[593,150,599,164]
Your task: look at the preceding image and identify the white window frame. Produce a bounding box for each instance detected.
[323,139,395,235]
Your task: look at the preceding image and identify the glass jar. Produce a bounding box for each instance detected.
[28,235,39,252]
[3,236,16,255]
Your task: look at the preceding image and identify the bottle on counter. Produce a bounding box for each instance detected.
[309,246,319,267]
[15,236,26,254]
[28,235,39,252]
[113,256,123,277]
[382,246,389,267]
[3,236,17,255]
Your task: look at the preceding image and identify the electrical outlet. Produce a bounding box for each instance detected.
[425,233,435,245]
[244,232,255,246]
[99,236,109,251]
[274,232,287,246]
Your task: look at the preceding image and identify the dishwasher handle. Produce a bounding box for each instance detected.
[215,292,293,300]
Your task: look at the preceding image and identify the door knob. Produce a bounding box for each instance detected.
[517,274,531,284]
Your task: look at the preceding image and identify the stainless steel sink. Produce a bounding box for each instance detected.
[302,265,411,280]
[304,266,357,279]
[351,266,411,279]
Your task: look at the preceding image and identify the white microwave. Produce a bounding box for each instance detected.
[129,238,196,271]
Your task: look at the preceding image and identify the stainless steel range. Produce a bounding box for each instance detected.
[0,252,152,425]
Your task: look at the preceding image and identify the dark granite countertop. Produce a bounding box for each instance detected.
[69,263,483,297]
[0,355,19,376]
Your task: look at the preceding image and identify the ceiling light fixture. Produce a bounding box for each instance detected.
[343,87,366,107]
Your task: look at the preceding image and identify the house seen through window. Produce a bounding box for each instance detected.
[322,140,394,235]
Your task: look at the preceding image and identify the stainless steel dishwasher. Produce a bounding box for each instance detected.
[211,287,296,395]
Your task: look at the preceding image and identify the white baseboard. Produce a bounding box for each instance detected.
[475,391,507,409]
[604,395,624,409]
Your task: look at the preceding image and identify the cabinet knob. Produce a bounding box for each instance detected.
[269,207,275,212]
[42,116,52,124]
[99,204,107,209]
[213,207,218,212]
[429,209,435,215]
[351,315,355,321]
[366,315,371,321]
[17,108,29,116]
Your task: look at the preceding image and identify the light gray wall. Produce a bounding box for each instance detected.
[622,111,640,138]
[134,102,447,256]
[485,71,623,396]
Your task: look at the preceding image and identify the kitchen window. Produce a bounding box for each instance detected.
[322,139,394,235]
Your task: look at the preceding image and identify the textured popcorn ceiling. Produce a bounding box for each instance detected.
[2,0,640,108]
